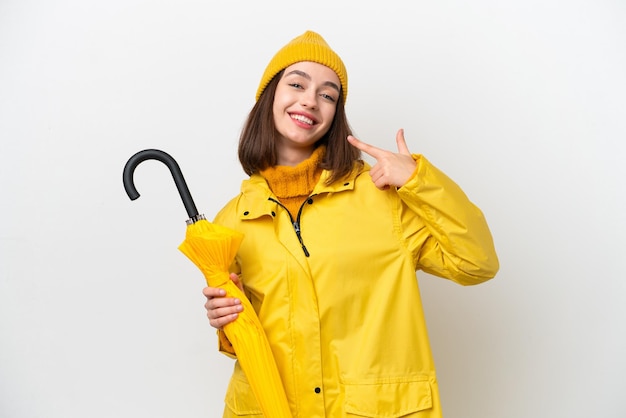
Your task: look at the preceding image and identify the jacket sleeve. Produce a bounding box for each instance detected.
[397,155,499,285]
[217,329,237,358]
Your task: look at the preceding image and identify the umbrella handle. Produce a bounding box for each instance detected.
[122,149,199,219]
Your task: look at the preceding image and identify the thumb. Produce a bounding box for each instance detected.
[230,273,244,293]
[396,129,411,155]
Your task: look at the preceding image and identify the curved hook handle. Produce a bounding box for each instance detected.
[122,149,199,219]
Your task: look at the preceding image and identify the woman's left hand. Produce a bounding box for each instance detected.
[347,128,417,190]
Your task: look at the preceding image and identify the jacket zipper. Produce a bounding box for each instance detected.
[268,197,313,257]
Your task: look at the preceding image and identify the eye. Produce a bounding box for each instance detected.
[288,83,303,89]
[319,93,337,103]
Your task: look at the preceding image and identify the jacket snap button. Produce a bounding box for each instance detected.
[243,211,249,216]
[314,387,321,394]
[307,198,313,204]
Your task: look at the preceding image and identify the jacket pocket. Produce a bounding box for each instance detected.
[223,372,264,417]
[343,377,433,417]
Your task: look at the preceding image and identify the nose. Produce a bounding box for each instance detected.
[300,90,318,109]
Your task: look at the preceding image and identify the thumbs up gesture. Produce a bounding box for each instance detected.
[347,129,417,190]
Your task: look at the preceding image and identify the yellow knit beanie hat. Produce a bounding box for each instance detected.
[255,31,348,103]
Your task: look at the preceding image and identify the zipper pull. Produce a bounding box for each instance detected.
[293,221,310,257]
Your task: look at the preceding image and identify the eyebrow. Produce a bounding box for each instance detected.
[284,69,341,93]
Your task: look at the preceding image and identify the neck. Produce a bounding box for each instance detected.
[276,144,315,167]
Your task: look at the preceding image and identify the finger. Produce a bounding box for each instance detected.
[205,301,243,324]
[202,286,226,299]
[207,302,243,318]
[371,174,391,191]
[395,129,411,155]
[347,135,384,159]
[229,273,244,292]
[206,295,241,310]
[209,312,240,329]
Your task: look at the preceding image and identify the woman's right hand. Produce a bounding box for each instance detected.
[202,273,243,329]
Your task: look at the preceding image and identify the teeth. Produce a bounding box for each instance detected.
[291,114,314,125]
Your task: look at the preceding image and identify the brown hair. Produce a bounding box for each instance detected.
[238,71,361,185]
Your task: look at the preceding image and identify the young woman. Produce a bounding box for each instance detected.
[203,30,499,418]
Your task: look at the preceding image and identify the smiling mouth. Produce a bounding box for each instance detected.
[290,114,315,125]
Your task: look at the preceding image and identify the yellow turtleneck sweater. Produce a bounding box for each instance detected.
[259,146,325,218]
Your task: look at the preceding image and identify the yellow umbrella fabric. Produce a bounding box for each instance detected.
[178,218,292,418]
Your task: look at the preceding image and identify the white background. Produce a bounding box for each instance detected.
[1,1,625,417]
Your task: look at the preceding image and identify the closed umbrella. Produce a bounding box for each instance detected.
[123,149,292,417]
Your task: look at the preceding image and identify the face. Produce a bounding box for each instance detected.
[272,61,341,165]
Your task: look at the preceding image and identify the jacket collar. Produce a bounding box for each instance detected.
[237,161,369,220]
